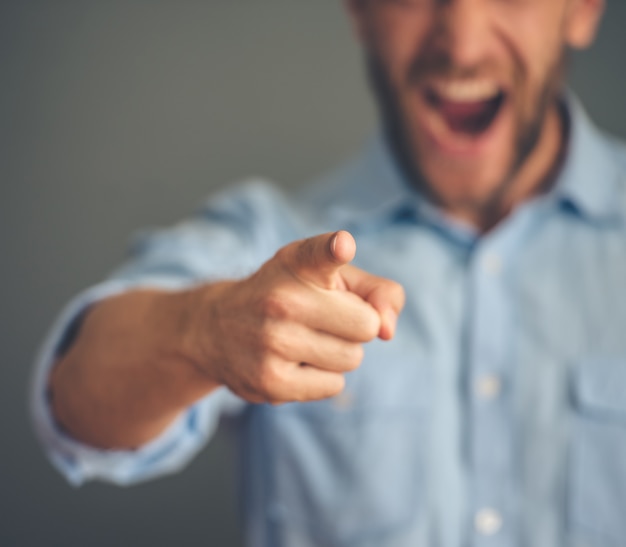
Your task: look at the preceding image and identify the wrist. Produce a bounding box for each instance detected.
[176,281,236,388]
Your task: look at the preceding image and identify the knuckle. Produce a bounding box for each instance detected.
[256,361,281,395]
[360,311,381,341]
[257,324,277,355]
[259,290,292,321]
[389,280,406,306]
[294,373,345,402]
[373,278,405,306]
[345,344,364,370]
[258,324,292,360]
[273,244,292,264]
[306,374,345,401]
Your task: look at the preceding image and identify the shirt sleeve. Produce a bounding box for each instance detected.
[30,180,287,486]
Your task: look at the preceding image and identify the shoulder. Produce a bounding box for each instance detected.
[188,152,366,257]
[602,133,626,210]
[136,137,382,266]
[197,177,292,224]
[123,178,297,276]
[604,133,626,175]
[197,143,373,238]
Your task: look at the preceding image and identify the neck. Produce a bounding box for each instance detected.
[451,101,567,232]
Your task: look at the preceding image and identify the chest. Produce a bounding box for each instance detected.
[249,218,626,547]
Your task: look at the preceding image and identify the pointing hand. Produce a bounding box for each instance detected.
[189,231,405,404]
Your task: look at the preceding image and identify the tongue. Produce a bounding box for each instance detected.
[438,98,499,135]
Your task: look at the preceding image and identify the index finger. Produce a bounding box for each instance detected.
[280,231,356,290]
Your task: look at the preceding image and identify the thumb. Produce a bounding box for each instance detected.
[282,231,356,290]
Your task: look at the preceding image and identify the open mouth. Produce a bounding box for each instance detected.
[425,82,506,137]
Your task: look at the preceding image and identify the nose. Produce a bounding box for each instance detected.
[433,0,491,69]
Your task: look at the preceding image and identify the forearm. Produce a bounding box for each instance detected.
[49,286,222,450]
[48,231,402,452]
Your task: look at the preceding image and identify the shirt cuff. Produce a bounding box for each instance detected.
[30,277,245,487]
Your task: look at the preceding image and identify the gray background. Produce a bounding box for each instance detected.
[1,1,625,546]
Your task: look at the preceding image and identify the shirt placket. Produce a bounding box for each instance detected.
[466,235,518,547]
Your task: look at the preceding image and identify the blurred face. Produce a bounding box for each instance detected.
[347,0,604,220]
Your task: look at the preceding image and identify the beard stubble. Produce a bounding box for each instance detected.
[365,47,567,221]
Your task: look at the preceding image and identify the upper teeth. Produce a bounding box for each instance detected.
[433,80,500,103]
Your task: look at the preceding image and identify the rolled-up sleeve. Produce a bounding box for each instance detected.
[30,180,286,486]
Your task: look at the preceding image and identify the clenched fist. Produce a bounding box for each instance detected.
[188,231,405,405]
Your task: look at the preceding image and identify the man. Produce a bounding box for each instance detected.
[32,0,622,545]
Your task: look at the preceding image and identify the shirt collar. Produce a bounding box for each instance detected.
[551,92,623,223]
[326,133,415,224]
[330,92,623,228]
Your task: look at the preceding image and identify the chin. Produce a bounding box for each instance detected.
[415,151,513,208]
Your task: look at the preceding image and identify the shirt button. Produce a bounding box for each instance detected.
[475,375,501,400]
[482,252,502,276]
[475,508,503,536]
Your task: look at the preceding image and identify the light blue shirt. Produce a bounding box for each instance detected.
[32,96,626,547]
